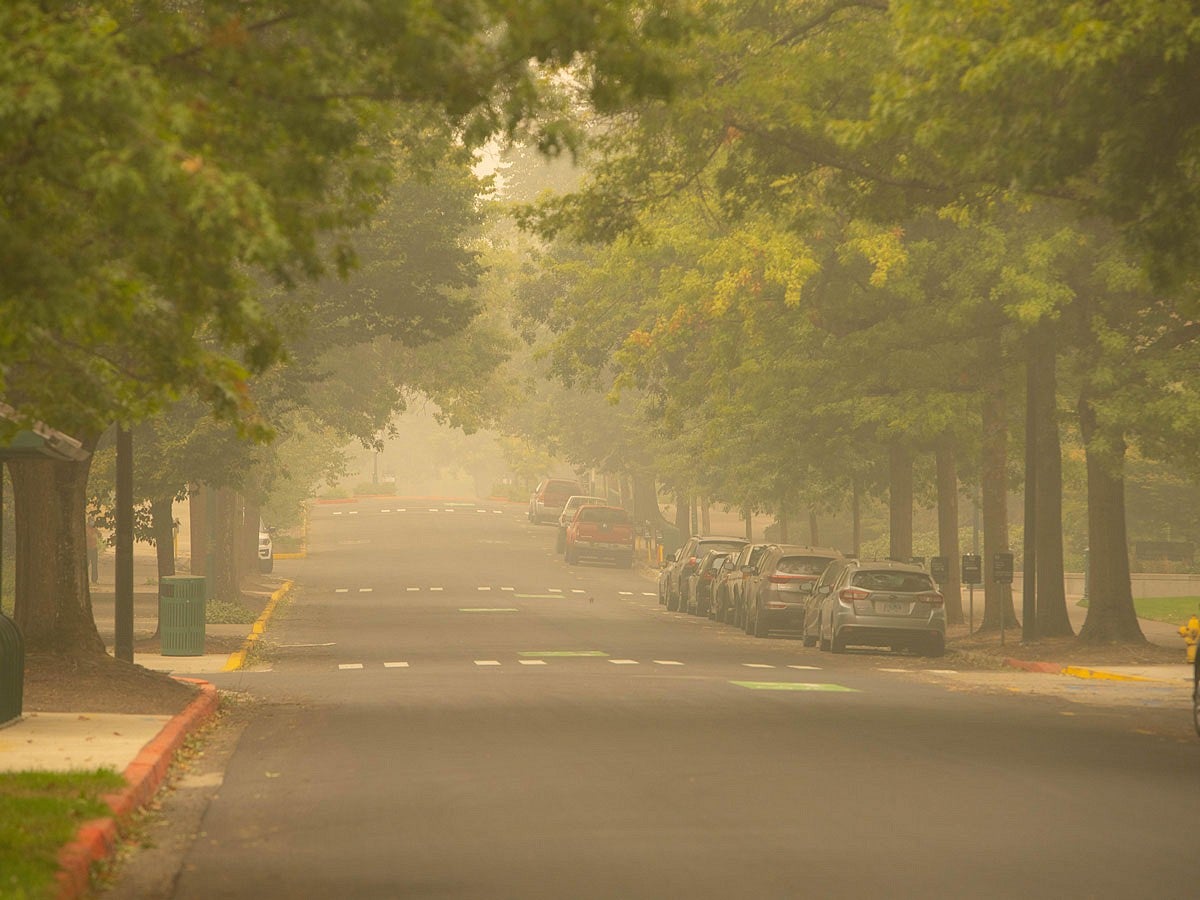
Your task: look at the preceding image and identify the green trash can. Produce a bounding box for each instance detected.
[159,576,206,657]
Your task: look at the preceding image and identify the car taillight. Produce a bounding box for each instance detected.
[839,588,869,605]
[917,592,944,607]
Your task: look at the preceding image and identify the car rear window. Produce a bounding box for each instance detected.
[698,541,747,555]
[701,553,732,571]
[579,507,630,524]
[777,556,835,575]
[851,571,934,593]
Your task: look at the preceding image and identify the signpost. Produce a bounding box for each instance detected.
[993,551,1014,645]
[962,554,981,634]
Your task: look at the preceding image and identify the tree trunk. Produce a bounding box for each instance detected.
[808,510,820,545]
[980,340,1018,631]
[151,497,176,579]
[9,454,106,655]
[241,494,260,575]
[674,492,688,538]
[936,436,964,625]
[189,485,208,578]
[700,496,711,534]
[851,479,861,557]
[743,506,753,540]
[211,487,240,601]
[631,473,669,530]
[1033,324,1072,636]
[888,442,913,561]
[1077,393,1144,644]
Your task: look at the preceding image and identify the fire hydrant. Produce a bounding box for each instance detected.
[1179,614,1200,663]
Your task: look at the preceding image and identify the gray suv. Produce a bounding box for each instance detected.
[806,559,946,657]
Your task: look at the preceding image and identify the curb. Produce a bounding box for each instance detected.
[55,679,219,900]
[1004,657,1170,683]
[223,580,293,672]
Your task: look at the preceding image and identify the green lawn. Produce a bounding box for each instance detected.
[1079,595,1200,627]
[0,769,125,899]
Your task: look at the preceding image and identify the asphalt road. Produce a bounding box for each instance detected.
[105,500,1197,899]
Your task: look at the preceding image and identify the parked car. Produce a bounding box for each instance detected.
[555,495,607,552]
[722,543,771,627]
[258,519,273,574]
[564,505,635,568]
[810,559,946,656]
[528,478,585,524]
[802,559,855,646]
[743,545,842,638]
[666,535,748,612]
[659,549,682,605]
[687,550,736,617]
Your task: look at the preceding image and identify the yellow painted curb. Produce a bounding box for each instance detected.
[1060,665,1158,683]
[223,580,294,672]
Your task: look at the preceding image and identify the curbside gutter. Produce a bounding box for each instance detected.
[223,580,294,672]
[55,679,220,900]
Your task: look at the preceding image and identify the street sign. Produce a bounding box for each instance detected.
[930,556,948,584]
[993,551,1014,584]
[962,554,981,585]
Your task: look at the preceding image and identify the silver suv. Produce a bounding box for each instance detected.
[808,559,946,657]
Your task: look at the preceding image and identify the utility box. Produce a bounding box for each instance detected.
[159,576,206,657]
[0,611,23,725]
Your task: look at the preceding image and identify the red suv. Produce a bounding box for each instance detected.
[528,478,584,524]
[564,506,635,568]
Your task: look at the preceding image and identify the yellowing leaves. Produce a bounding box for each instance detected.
[840,221,909,287]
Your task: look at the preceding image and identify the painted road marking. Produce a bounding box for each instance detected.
[619,591,632,596]
[382,508,391,513]
[397,508,407,512]
[474,660,502,666]
[571,589,586,594]
[335,588,349,593]
[428,508,439,512]
[384,662,409,668]
[609,659,639,665]
[348,511,359,515]
[731,682,858,692]
[339,663,364,670]
[743,663,775,669]
[653,660,684,666]
[516,594,563,599]
[459,608,518,612]
[927,669,959,674]
[642,592,657,597]
[500,587,515,591]
[493,510,503,514]
[520,651,608,658]
[876,668,908,673]
[431,587,444,592]
[478,586,492,591]
[549,588,563,593]
[407,587,420,592]
[518,660,548,666]
[358,588,373,593]
[332,511,343,516]
[788,665,822,670]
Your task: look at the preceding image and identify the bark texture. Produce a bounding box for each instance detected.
[888,442,913,561]
[936,437,964,625]
[1033,325,1072,636]
[980,341,1018,631]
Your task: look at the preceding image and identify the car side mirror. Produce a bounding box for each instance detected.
[799,582,814,594]
[817,584,832,595]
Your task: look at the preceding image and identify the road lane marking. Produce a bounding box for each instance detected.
[382,508,391,513]
[477,586,491,591]
[619,591,632,596]
[571,589,586,594]
[515,594,563,599]
[742,663,775,668]
[788,665,822,670]
[876,668,908,673]
[474,660,501,666]
[358,588,373,593]
[348,511,359,515]
[731,682,858,692]
[518,660,548,666]
[500,587,515,591]
[609,659,639,665]
[335,588,349,593]
[653,660,684,666]
[520,651,608,658]
[406,587,420,592]
[642,592,657,597]
[459,608,518,612]
[333,511,343,516]
[397,508,407,512]
[384,662,409,668]
[430,587,443,592]
[339,663,364,670]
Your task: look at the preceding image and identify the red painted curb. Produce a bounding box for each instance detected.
[55,679,219,900]
[1003,658,1063,674]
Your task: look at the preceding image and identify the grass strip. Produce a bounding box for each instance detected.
[1078,595,1200,627]
[0,769,126,899]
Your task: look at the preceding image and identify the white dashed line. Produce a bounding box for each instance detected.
[618,591,633,596]
[876,668,909,673]
[571,589,586,594]
[382,508,392,513]
[332,511,343,516]
[335,588,349,593]
[743,663,775,669]
[927,669,958,674]
[348,511,359,516]
[384,662,409,668]
[641,592,657,597]
[548,588,562,593]
[358,588,373,593]
[518,660,548,666]
[492,510,503,514]
[653,660,684,666]
[500,587,515,592]
[430,587,444,592]
[478,586,491,591]
[397,508,407,512]
[338,663,363,670]
[406,587,420,592]
[474,660,501,666]
[428,508,439,512]
[788,665,822,670]
[609,659,639,665]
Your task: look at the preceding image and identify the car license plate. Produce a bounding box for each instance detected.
[881,601,907,615]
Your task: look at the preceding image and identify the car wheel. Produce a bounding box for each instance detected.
[753,607,770,638]
[923,633,945,658]
[830,627,846,654]
[818,614,831,652]
[802,631,817,648]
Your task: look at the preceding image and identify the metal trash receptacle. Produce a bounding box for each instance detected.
[0,611,23,725]
[159,576,206,657]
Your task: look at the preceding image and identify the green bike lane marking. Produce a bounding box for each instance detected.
[730,681,859,692]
